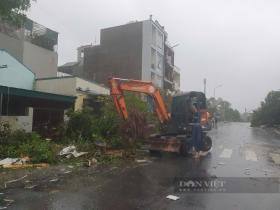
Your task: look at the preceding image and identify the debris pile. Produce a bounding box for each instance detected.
[166,195,180,201]
[0,157,48,169]
[3,175,28,189]
[59,146,88,158]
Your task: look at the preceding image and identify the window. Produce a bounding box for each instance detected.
[0,95,29,116]
[152,25,156,45]
[151,72,162,88]
[156,31,163,49]
[157,53,163,70]
[151,72,155,81]
[151,48,156,69]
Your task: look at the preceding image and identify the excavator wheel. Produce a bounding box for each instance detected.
[180,141,191,157]
[200,135,212,152]
[149,149,161,156]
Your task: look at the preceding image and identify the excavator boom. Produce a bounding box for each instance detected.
[109,78,170,123]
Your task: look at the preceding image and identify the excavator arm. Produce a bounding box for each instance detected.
[109,78,170,123]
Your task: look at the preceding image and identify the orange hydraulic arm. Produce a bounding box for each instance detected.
[109,78,170,123]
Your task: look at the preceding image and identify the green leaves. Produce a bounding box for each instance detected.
[64,94,153,149]
[0,0,34,26]
[0,128,56,163]
[207,97,241,122]
[251,91,280,127]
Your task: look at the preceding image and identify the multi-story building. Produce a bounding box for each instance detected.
[164,43,180,92]
[58,45,92,78]
[0,18,58,78]
[59,16,180,91]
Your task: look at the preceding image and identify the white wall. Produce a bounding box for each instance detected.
[0,32,24,62]
[35,77,77,96]
[23,41,58,78]
[35,77,109,96]
[76,78,109,95]
[35,77,109,111]
[141,20,152,82]
[0,108,33,132]
[141,20,164,88]
[0,31,58,79]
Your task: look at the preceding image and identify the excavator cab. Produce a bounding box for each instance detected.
[164,91,208,135]
[151,91,212,155]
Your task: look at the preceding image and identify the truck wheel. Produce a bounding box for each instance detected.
[201,136,212,152]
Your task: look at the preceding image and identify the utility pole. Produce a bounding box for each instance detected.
[223,101,226,122]
[203,78,206,96]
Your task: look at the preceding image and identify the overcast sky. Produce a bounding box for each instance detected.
[27,0,280,112]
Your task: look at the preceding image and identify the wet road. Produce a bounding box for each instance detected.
[3,122,280,210]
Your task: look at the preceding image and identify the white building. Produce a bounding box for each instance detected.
[141,16,166,88]
[35,76,109,111]
[0,18,58,78]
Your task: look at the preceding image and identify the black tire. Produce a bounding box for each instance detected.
[180,141,191,157]
[149,149,161,156]
[200,136,212,152]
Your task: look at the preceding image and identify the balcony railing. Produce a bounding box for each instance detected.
[24,19,58,51]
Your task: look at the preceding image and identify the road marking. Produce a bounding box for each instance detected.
[245,150,257,161]
[219,149,233,158]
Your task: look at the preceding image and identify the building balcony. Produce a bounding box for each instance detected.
[174,66,180,73]
[172,66,180,90]
[174,82,180,91]
[0,18,58,52]
[165,56,173,68]
[24,19,58,51]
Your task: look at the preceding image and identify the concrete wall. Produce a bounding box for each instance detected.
[142,20,152,81]
[76,78,109,95]
[23,41,58,78]
[74,93,87,111]
[35,77,77,96]
[0,107,33,132]
[35,77,109,96]
[84,22,143,85]
[0,50,35,90]
[35,77,109,111]
[0,31,57,79]
[0,32,24,62]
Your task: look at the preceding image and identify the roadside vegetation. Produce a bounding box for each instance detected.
[0,123,57,163]
[251,91,280,127]
[0,94,155,165]
[207,97,241,122]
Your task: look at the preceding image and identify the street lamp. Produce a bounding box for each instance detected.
[213,84,223,98]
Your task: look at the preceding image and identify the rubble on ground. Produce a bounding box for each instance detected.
[166,195,180,201]
[59,146,88,158]
[0,157,48,169]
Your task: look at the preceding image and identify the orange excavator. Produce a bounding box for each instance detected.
[109,77,212,156]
